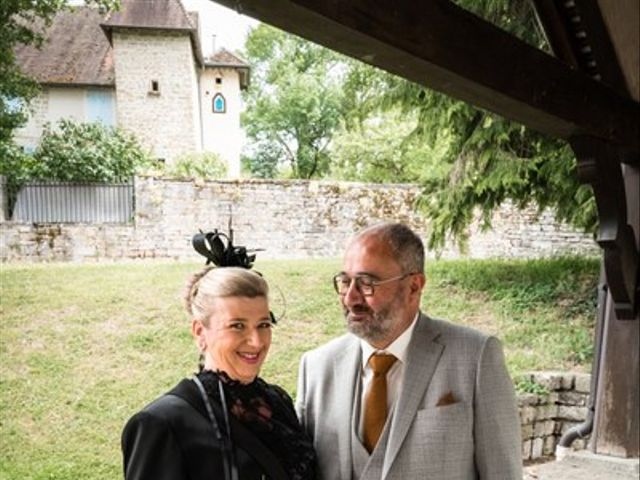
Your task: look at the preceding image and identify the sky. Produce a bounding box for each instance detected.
[180,0,259,57]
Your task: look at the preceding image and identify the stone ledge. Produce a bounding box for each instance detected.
[524,451,640,480]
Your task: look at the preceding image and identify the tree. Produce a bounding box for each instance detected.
[0,0,117,143]
[330,108,447,184]
[331,0,596,250]
[242,24,344,179]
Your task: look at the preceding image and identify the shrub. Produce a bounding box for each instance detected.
[160,152,227,180]
[514,377,551,396]
[32,120,154,182]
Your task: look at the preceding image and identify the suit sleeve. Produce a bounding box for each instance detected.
[295,352,309,432]
[121,410,185,480]
[473,336,523,480]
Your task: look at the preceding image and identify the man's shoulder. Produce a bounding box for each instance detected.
[302,333,357,360]
[423,315,494,345]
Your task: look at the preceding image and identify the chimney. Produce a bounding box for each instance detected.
[211,34,217,54]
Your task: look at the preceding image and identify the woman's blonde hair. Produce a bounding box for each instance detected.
[184,267,269,325]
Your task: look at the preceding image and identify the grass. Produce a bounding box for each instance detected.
[0,256,599,479]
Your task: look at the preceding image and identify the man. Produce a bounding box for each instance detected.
[296,222,522,479]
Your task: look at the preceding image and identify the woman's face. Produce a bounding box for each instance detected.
[194,295,272,383]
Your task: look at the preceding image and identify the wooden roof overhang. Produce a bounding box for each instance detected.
[212,0,639,321]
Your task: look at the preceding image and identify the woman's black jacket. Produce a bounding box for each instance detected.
[122,378,290,480]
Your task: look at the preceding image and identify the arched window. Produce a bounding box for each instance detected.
[212,93,226,114]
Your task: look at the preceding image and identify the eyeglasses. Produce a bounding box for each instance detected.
[332,273,415,297]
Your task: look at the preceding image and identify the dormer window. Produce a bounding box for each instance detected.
[212,93,226,113]
[149,80,160,95]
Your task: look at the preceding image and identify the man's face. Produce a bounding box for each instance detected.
[339,234,418,348]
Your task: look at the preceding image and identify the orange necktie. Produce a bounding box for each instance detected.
[363,353,397,453]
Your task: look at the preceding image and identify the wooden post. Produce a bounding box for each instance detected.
[592,165,639,456]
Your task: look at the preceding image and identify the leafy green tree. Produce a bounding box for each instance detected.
[242,24,344,179]
[332,0,595,250]
[0,0,117,143]
[330,109,447,184]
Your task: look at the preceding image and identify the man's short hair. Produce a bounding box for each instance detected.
[357,222,425,274]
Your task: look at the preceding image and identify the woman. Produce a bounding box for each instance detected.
[122,266,316,480]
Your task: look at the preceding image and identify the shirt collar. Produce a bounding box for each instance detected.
[360,312,420,369]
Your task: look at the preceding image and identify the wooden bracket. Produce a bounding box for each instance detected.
[572,136,639,319]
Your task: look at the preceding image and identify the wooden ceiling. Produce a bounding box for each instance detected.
[212,0,639,156]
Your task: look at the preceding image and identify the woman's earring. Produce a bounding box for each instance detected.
[198,352,205,372]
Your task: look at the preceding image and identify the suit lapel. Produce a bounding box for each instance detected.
[382,314,444,478]
[333,336,362,480]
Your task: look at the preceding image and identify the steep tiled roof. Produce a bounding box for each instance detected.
[102,0,195,31]
[14,7,114,86]
[204,48,250,88]
[101,0,202,65]
[204,48,250,68]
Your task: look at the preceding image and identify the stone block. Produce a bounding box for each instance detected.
[521,423,534,440]
[520,406,538,424]
[517,392,539,407]
[558,406,589,422]
[558,391,588,406]
[522,439,532,460]
[537,404,559,420]
[561,373,575,390]
[532,372,564,391]
[574,373,591,394]
[543,435,557,456]
[534,420,556,437]
[532,437,544,459]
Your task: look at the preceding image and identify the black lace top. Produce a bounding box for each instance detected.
[197,370,316,480]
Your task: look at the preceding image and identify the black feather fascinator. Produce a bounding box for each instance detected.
[191,224,280,323]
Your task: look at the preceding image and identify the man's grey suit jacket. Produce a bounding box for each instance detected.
[295,314,523,480]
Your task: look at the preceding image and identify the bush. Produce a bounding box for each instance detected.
[159,152,227,180]
[32,120,154,182]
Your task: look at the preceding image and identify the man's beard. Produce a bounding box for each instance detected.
[344,302,396,344]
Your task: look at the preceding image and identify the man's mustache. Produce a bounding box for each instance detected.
[344,304,372,315]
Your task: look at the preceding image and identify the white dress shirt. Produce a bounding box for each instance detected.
[358,313,419,438]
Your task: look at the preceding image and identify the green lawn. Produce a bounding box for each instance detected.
[0,256,598,479]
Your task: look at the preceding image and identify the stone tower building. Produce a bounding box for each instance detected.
[14,0,250,176]
[102,0,203,163]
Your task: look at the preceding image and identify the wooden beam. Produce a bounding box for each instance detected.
[532,0,630,97]
[213,0,639,155]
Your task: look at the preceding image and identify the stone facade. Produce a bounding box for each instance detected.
[517,371,592,461]
[0,176,599,262]
[112,30,201,161]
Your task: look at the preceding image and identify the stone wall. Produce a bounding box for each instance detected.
[517,371,591,461]
[0,176,599,262]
